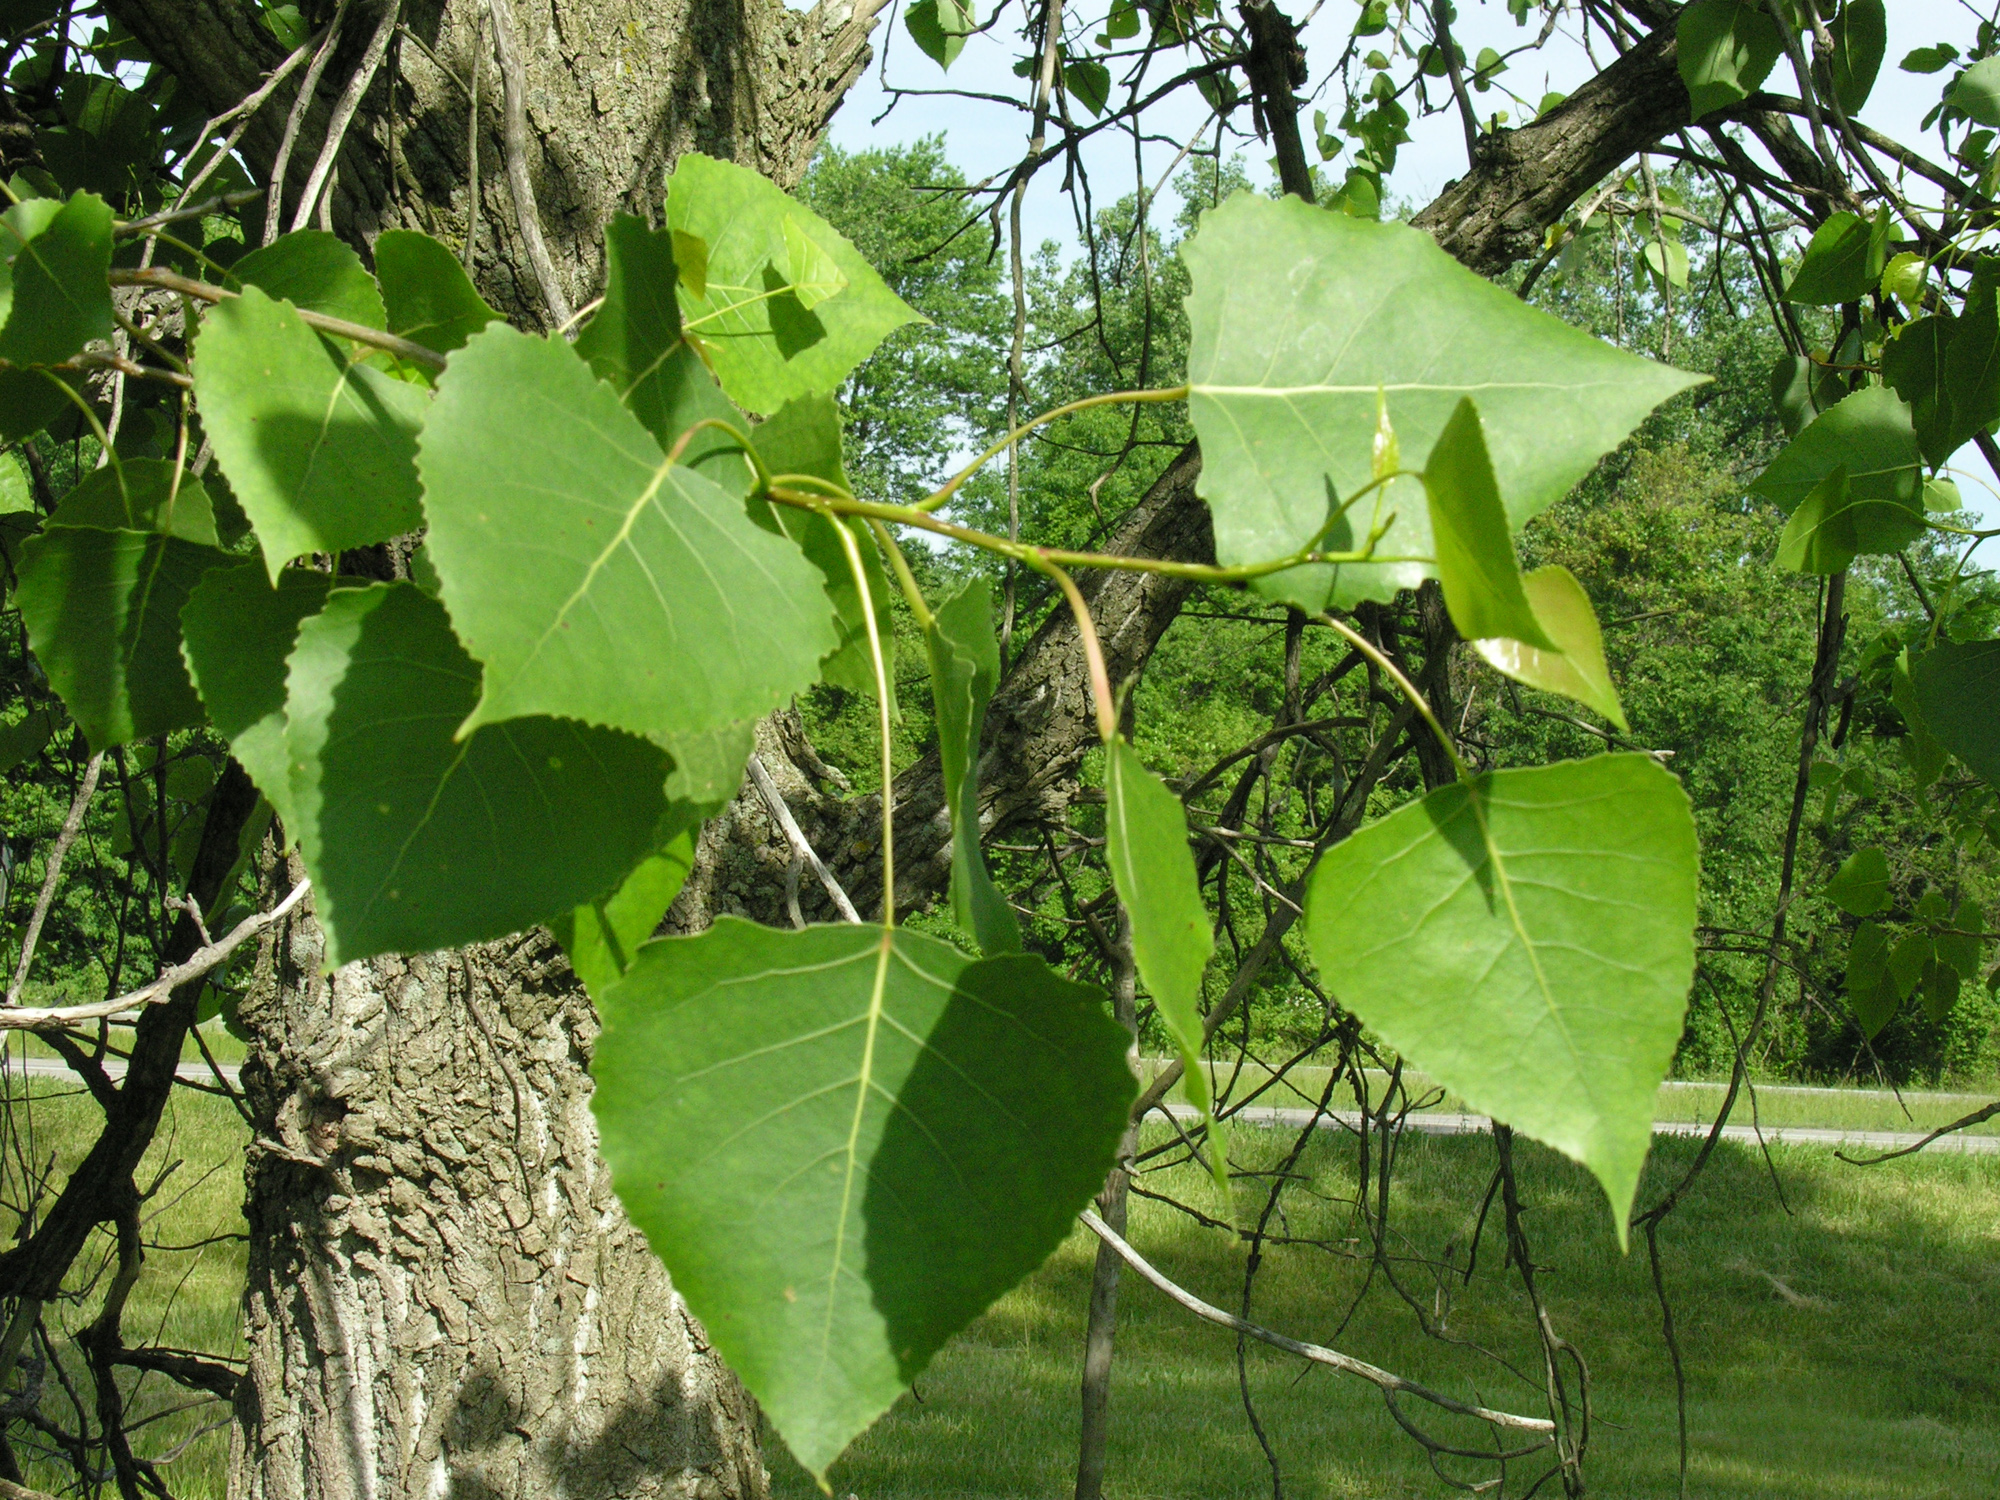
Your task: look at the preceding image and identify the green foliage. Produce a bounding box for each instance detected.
[1827,0,1887,115]
[1182,192,1701,612]
[1784,210,1891,306]
[228,230,384,326]
[591,918,1132,1478]
[193,284,427,580]
[664,153,923,414]
[373,230,498,356]
[1473,565,1629,731]
[415,321,838,745]
[1749,386,1924,554]
[1305,754,1700,1237]
[1422,398,1557,650]
[1676,0,1783,119]
[1827,846,1891,916]
[1910,639,2000,789]
[550,823,698,994]
[1103,737,1215,1155]
[924,578,1019,956]
[282,583,669,967]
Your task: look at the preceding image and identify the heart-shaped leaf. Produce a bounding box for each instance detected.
[283,582,670,967]
[1304,753,1698,1239]
[591,918,1132,1478]
[1182,194,1699,612]
[1826,846,1889,917]
[415,321,838,746]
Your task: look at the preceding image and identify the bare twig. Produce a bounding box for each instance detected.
[289,0,405,233]
[1078,1208,1555,1438]
[0,881,311,1031]
[6,754,105,1007]
[262,0,356,244]
[1837,1102,2000,1165]
[745,755,861,923]
[108,268,446,370]
[482,0,572,327]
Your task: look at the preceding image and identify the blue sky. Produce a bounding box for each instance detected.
[824,0,2000,537]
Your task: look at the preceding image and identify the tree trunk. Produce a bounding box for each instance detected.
[234,860,766,1500]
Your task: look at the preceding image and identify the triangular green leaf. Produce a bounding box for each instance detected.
[1675,0,1782,118]
[283,582,670,968]
[1749,385,1924,555]
[1826,846,1889,917]
[15,513,225,750]
[230,229,385,328]
[415,321,838,746]
[1473,564,1628,731]
[591,918,1132,1478]
[194,284,429,581]
[664,154,923,415]
[1303,753,1698,1241]
[47,458,217,545]
[1910,638,2000,789]
[1774,464,1859,574]
[179,556,331,829]
[1423,398,1558,650]
[550,818,698,994]
[0,190,113,369]
[924,578,1020,955]
[1784,211,1889,306]
[374,229,498,355]
[1182,194,1700,612]
[1104,737,1220,1181]
[905,0,974,68]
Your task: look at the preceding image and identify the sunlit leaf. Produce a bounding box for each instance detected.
[1422,398,1556,650]
[194,285,428,581]
[664,154,922,414]
[1104,737,1220,1181]
[550,817,699,994]
[283,582,670,968]
[1949,55,2000,126]
[1774,465,1858,574]
[0,190,113,369]
[1784,210,1890,306]
[1182,194,1699,612]
[1675,0,1782,118]
[1473,564,1628,731]
[1749,386,1923,555]
[780,216,848,311]
[591,918,1132,1478]
[924,578,1020,956]
[1304,753,1698,1239]
[416,321,838,746]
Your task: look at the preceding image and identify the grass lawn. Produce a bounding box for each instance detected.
[772,1124,2000,1500]
[4,1055,1996,1500]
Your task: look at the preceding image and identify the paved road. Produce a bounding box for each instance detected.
[1160,1102,2000,1157]
[10,1057,1992,1158]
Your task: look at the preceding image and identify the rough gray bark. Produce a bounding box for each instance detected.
[236,859,768,1500]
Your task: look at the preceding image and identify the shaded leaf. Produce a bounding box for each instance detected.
[905,0,974,68]
[417,322,837,746]
[924,578,1020,955]
[1065,58,1112,116]
[749,394,895,703]
[592,918,1132,1478]
[1940,264,2000,453]
[230,230,384,328]
[574,214,754,495]
[283,582,669,968]
[1422,398,1556,650]
[374,229,498,355]
[1748,386,1923,555]
[1937,901,1985,981]
[194,285,428,581]
[1826,846,1889,917]
[1826,0,1885,115]
[179,557,331,828]
[0,708,56,772]
[664,154,922,414]
[662,720,756,806]
[1182,194,1699,612]
[15,519,224,750]
[1910,638,2000,789]
[1846,920,1898,1037]
[1473,564,1628,731]
[1950,54,2000,126]
[1882,312,1956,464]
[1303,753,1698,1238]
[47,458,216,545]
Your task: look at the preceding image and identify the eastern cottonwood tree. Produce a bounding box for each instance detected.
[0,1,1994,1498]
